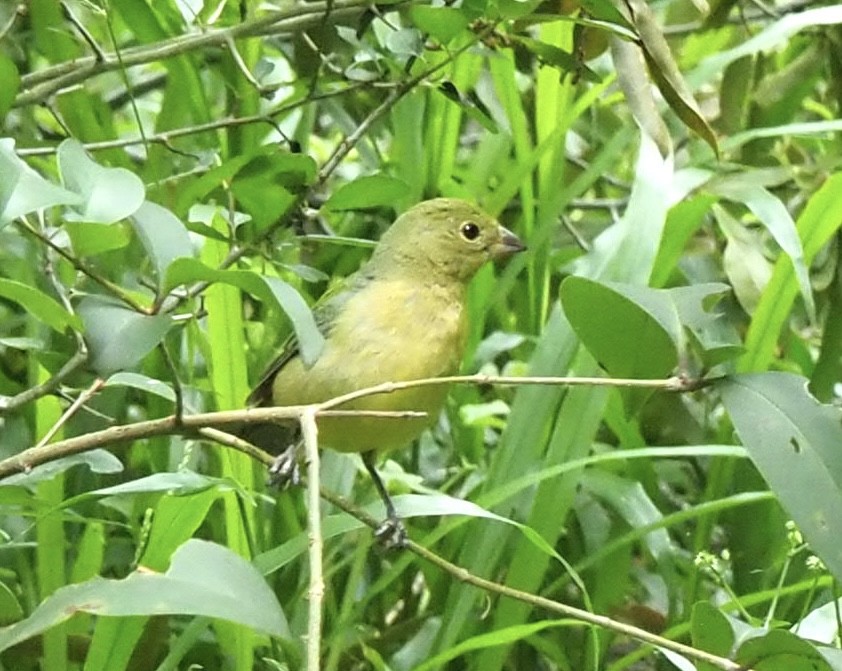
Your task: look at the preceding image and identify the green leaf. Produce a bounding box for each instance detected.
[409,6,470,43]
[0,139,80,225]
[129,200,194,288]
[0,450,123,487]
[512,36,600,83]
[709,180,814,322]
[436,81,499,134]
[78,297,173,375]
[57,139,145,224]
[164,258,324,366]
[560,276,680,379]
[103,372,176,402]
[624,0,718,155]
[0,55,20,122]
[0,279,82,333]
[718,373,842,582]
[0,539,289,653]
[691,602,736,671]
[90,471,227,498]
[324,174,411,211]
[64,221,132,256]
[736,629,832,671]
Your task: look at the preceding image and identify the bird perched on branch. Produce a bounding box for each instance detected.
[247,197,525,546]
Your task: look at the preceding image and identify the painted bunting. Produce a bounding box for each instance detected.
[247,198,525,544]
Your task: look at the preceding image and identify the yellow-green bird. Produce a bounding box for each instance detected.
[247,198,525,544]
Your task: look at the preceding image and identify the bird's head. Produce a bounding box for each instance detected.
[372,198,525,283]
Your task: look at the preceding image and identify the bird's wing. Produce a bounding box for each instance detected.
[245,272,363,407]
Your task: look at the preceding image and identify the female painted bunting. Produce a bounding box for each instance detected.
[247,198,525,545]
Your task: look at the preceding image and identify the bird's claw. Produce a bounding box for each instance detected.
[267,445,302,488]
[373,516,408,550]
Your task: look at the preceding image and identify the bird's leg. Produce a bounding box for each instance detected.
[362,451,407,549]
[267,440,303,487]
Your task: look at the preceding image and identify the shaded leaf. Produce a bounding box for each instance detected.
[622,0,718,154]
[437,81,499,134]
[0,450,123,487]
[710,180,815,322]
[691,602,735,671]
[0,539,289,653]
[164,258,324,366]
[736,629,832,671]
[129,200,194,289]
[0,279,82,333]
[718,373,842,582]
[57,139,145,224]
[0,55,20,122]
[512,36,600,83]
[103,372,176,403]
[409,6,470,43]
[324,174,410,211]
[78,297,173,375]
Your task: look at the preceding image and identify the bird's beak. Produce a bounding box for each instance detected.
[491,225,526,260]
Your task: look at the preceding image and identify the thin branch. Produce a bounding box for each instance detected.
[316,488,749,671]
[0,350,88,415]
[0,374,702,479]
[34,378,105,448]
[317,373,705,412]
[0,406,426,479]
[15,218,151,313]
[60,1,107,62]
[301,409,324,671]
[15,0,394,108]
[193,416,747,671]
[316,27,494,185]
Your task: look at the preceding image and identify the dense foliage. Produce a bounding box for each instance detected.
[2,0,842,670]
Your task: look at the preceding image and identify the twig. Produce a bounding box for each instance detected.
[15,218,150,313]
[0,350,88,415]
[301,409,324,671]
[0,374,703,478]
[60,1,107,61]
[14,0,390,107]
[317,373,706,412]
[316,488,749,671]
[0,406,426,479]
[191,424,747,671]
[316,27,494,185]
[34,378,105,448]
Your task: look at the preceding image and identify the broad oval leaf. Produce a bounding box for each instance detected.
[560,276,680,379]
[409,6,470,43]
[0,55,20,122]
[324,174,411,212]
[0,139,80,225]
[57,139,145,224]
[718,373,842,582]
[736,629,832,671]
[78,296,172,375]
[129,200,194,288]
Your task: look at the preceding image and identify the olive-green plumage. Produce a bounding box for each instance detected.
[248,198,524,453]
[247,198,523,543]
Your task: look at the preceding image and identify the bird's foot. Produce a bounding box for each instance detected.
[267,444,302,488]
[373,516,408,550]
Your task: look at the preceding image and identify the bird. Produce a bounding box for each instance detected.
[247,197,525,546]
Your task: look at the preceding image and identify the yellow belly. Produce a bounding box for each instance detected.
[271,278,467,453]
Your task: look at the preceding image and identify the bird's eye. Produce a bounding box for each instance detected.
[460,221,481,241]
